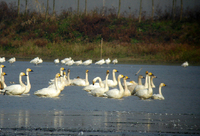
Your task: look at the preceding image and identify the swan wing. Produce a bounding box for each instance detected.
[3,84,26,95]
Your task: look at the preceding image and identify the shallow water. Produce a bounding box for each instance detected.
[0,61,200,135]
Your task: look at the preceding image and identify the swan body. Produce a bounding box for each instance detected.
[102,69,118,88]
[123,76,131,97]
[95,59,105,65]
[135,72,153,99]
[0,57,5,63]
[82,59,92,65]
[54,59,59,64]
[71,70,89,86]
[151,83,166,100]
[0,72,7,90]
[181,61,189,67]
[65,60,74,66]
[112,59,118,64]
[74,60,82,65]
[23,68,33,94]
[34,73,62,97]
[103,74,124,99]
[105,58,111,65]
[8,57,16,64]
[83,77,104,92]
[2,72,27,95]
[90,70,109,97]
[30,57,43,65]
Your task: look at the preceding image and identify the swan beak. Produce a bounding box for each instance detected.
[93,81,95,85]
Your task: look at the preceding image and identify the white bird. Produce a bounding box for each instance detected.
[151,83,166,100]
[61,57,72,64]
[0,65,6,81]
[95,59,105,65]
[49,67,65,84]
[135,72,153,100]
[0,57,6,63]
[112,59,118,64]
[90,70,110,97]
[0,72,7,90]
[8,57,16,64]
[123,76,131,97]
[23,68,33,94]
[1,72,27,95]
[103,74,124,99]
[127,75,144,95]
[30,57,42,65]
[102,69,118,88]
[83,77,104,92]
[71,70,89,86]
[64,69,71,86]
[181,61,189,67]
[54,59,59,64]
[105,58,111,65]
[65,60,74,66]
[34,73,62,97]
[74,60,82,65]
[82,59,92,66]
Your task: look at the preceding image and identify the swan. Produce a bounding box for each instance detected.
[82,59,92,65]
[135,72,153,100]
[23,68,33,94]
[90,70,110,97]
[71,70,89,86]
[112,59,118,64]
[103,74,124,99]
[151,74,157,88]
[128,75,144,95]
[0,72,7,90]
[30,57,42,65]
[181,61,189,67]
[83,77,104,92]
[0,65,6,81]
[54,59,59,64]
[123,76,131,97]
[105,58,111,65]
[95,59,105,65]
[65,60,74,66]
[49,67,65,84]
[0,57,6,63]
[8,57,16,64]
[64,69,71,86]
[102,69,118,88]
[151,83,166,100]
[2,72,27,95]
[74,60,82,65]
[34,73,62,97]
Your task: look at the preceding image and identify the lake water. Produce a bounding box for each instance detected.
[0,60,200,135]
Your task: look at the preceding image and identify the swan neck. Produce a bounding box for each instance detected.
[159,85,163,96]
[138,77,142,85]
[113,71,117,82]
[67,72,71,82]
[124,78,128,93]
[85,72,89,84]
[148,75,153,94]
[26,71,30,85]
[151,77,155,87]
[118,77,124,95]
[105,73,109,89]
[144,74,148,88]
[19,75,25,86]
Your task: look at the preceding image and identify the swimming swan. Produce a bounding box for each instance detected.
[181,61,189,67]
[34,73,62,97]
[102,69,118,88]
[23,68,33,94]
[2,72,27,95]
[135,72,153,99]
[151,83,166,100]
[71,70,89,86]
[123,76,131,97]
[54,59,59,64]
[90,70,109,97]
[103,74,124,99]
[0,72,7,90]
[83,77,104,92]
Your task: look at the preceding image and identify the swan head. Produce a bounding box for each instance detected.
[86,70,89,73]
[55,73,61,78]
[1,72,7,76]
[63,72,66,75]
[113,69,118,73]
[67,69,70,72]
[151,74,157,79]
[118,74,124,79]
[26,68,33,72]
[106,70,109,74]
[138,75,144,79]
[160,83,166,87]
[145,71,148,74]
[124,76,129,80]
[148,72,153,76]
[60,67,65,71]
[20,72,27,77]
[0,65,5,68]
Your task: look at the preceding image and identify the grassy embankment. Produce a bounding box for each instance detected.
[0,1,200,64]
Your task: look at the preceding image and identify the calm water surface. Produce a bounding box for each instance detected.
[0,61,199,135]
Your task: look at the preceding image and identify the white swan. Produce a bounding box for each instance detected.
[30,57,42,65]
[128,75,144,95]
[64,69,71,86]
[23,68,33,94]
[123,76,131,97]
[135,72,153,99]
[95,59,105,65]
[181,61,189,67]
[82,59,92,65]
[71,70,89,86]
[2,72,27,95]
[103,74,124,99]
[65,60,74,66]
[0,57,5,63]
[102,69,118,88]
[112,59,118,64]
[8,57,16,64]
[90,70,109,97]
[105,58,111,65]
[34,73,62,97]
[54,59,59,64]
[83,77,104,92]
[0,72,7,90]
[151,83,166,100]
[0,65,5,81]
[74,60,82,65]
[49,67,65,84]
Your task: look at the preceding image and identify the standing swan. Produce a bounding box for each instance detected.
[2,72,27,95]
[102,69,118,88]
[135,72,153,99]
[123,76,131,97]
[34,73,62,97]
[151,83,166,100]
[71,70,89,86]
[103,74,124,99]
[0,72,7,90]
[90,70,109,97]
[23,68,33,94]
